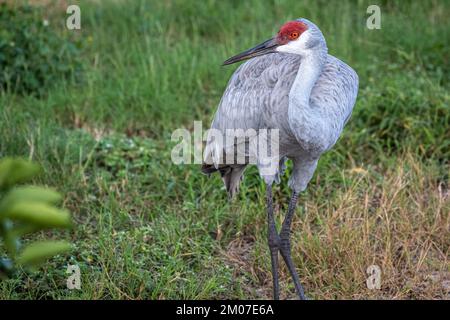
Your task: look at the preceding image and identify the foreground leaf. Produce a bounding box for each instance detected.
[0,186,61,213]
[17,241,72,267]
[5,203,71,228]
[0,158,41,190]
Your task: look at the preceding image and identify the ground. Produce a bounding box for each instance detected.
[0,0,449,299]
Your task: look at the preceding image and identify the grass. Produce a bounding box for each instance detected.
[0,0,449,299]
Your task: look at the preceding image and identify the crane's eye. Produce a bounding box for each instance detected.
[290,32,299,39]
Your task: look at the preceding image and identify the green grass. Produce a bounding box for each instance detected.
[0,0,449,299]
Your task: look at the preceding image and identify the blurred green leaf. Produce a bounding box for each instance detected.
[17,241,72,267]
[4,202,71,229]
[0,186,61,212]
[0,158,40,190]
[0,158,73,278]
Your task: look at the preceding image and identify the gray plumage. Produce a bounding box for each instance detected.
[203,19,358,198]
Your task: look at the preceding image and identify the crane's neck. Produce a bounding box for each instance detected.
[289,47,327,107]
[287,45,328,148]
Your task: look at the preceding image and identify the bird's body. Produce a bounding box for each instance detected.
[204,38,358,196]
[201,18,358,299]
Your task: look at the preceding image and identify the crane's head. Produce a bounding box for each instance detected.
[223,18,326,65]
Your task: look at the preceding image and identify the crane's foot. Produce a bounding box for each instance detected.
[266,185,307,300]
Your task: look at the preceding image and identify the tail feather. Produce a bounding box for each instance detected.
[201,164,246,198]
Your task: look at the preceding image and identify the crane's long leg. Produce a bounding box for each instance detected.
[279,190,307,300]
[266,184,280,300]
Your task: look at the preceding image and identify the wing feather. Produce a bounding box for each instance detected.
[204,53,358,165]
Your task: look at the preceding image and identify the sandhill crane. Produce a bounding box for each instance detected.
[202,18,358,300]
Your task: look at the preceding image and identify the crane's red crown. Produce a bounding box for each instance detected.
[277,21,308,44]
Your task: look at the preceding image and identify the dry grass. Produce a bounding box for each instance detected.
[225,155,449,299]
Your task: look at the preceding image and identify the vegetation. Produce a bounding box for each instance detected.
[0,3,84,95]
[0,158,72,279]
[0,0,448,299]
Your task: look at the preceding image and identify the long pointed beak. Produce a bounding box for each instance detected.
[223,37,279,66]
